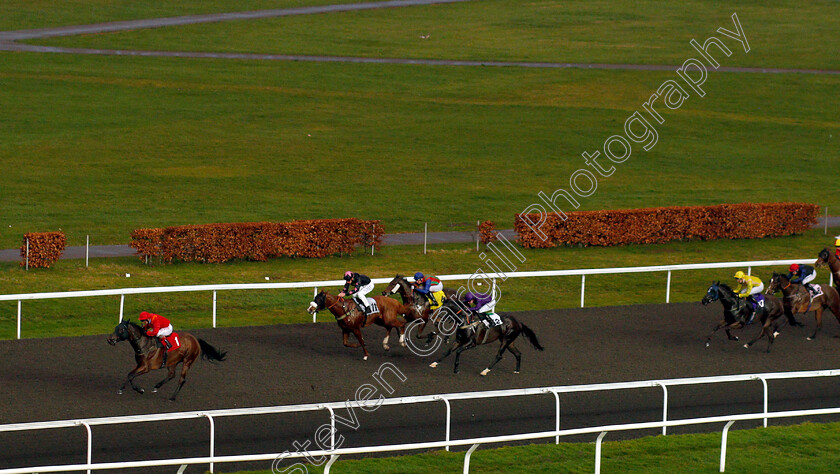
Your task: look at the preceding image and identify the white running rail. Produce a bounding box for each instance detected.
[1,369,839,474]
[0,259,829,339]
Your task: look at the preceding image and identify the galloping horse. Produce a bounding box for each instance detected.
[428,299,543,375]
[308,290,410,360]
[815,247,840,291]
[381,274,456,341]
[107,320,227,401]
[766,273,840,340]
[700,282,790,352]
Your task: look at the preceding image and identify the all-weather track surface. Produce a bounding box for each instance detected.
[2,302,840,473]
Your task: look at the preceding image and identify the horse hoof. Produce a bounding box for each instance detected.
[743,344,749,349]
[118,390,123,395]
[480,369,490,376]
[383,346,390,352]
[733,337,739,341]
[429,362,439,368]
[138,389,145,394]
[773,332,780,338]
[363,355,369,361]
[705,342,710,348]
[807,337,814,341]
[152,388,158,393]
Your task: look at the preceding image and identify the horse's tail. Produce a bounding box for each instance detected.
[198,338,227,362]
[520,323,544,351]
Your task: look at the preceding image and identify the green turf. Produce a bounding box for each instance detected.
[29,0,840,70]
[0,0,370,31]
[2,226,836,340]
[224,421,840,473]
[0,49,837,249]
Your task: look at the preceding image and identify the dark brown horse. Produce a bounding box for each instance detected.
[308,290,410,360]
[701,281,796,352]
[428,298,543,375]
[107,320,227,401]
[815,247,840,291]
[381,274,456,341]
[766,273,840,340]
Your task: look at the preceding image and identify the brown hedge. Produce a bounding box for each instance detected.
[130,219,383,263]
[515,202,820,248]
[21,232,66,268]
[479,221,498,244]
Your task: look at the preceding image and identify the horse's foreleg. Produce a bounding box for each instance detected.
[121,365,148,395]
[705,321,728,347]
[453,342,476,374]
[382,329,391,352]
[342,330,360,348]
[430,340,461,368]
[744,320,772,349]
[153,365,178,393]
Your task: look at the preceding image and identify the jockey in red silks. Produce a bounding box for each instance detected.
[139,311,174,367]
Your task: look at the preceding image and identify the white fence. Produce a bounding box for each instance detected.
[1,369,839,474]
[0,258,829,339]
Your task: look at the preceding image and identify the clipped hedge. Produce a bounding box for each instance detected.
[21,232,66,268]
[515,202,819,248]
[130,219,383,263]
[479,221,498,244]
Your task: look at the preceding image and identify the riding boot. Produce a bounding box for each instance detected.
[161,349,168,368]
[426,293,437,307]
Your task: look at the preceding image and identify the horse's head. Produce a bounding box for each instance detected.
[766,272,786,295]
[816,248,831,268]
[382,275,406,296]
[701,282,721,305]
[107,319,135,345]
[308,291,327,314]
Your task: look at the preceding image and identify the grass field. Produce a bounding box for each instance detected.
[227,421,840,473]
[31,0,840,70]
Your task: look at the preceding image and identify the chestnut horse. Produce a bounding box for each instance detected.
[107,320,227,401]
[308,290,410,360]
[381,274,457,341]
[815,247,840,291]
[766,273,840,340]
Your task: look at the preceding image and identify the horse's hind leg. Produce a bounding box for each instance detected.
[453,342,475,374]
[169,357,196,401]
[382,328,391,352]
[480,339,513,376]
[808,308,824,340]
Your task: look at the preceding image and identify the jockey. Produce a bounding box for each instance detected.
[413,272,444,307]
[788,263,818,295]
[733,271,764,323]
[463,291,500,327]
[139,311,173,367]
[339,271,375,315]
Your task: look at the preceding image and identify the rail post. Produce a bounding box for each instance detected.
[720,420,736,472]
[666,270,672,303]
[16,300,21,339]
[755,376,769,427]
[463,443,480,473]
[547,389,560,444]
[78,421,92,474]
[119,294,125,323]
[313,287,318,323]
[595,431,608,474]
[438,396,452,451]
[580,275,586,308]
[212,291,217,328]
[204,414,215,473]
[658,382,669,435]
[324,454,340,474]
[323,405,336,450]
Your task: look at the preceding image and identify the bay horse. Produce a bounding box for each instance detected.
[815,247,840,291]
[700,281,791,352]
[107,320,227,401]
[308,290,410,360]
[381,274,457,341]
[766,272,840,340]
[428,298,543,375]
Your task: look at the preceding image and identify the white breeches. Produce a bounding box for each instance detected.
[801,272,816,285]
[477,301,496,313]
[155,324,173,337]
[353,282,375,307]
[428,282,443,293]
[741,283,764,297]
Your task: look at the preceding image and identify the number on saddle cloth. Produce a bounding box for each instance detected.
[361,298,379,315]
[161,333,181,352]
[483,312,503,328]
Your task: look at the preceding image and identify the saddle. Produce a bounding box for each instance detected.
[156,333,181,352]
[356,298,380,316]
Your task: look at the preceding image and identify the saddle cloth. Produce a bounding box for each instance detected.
[362,298,379,315]
[810,285,825,300]
[482,312,503,328]
[430,290,446,310]
[162,333,181,352]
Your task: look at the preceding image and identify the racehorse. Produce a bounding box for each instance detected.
[308,290,410,360]
[766,273,840,340]
[428,299,543,375]
[701,281,795,351]
[381,274,456,341]
[815,247,840,291]
[107,320,227,401]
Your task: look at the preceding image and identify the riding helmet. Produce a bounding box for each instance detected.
[789,263,800,272]
[414,272,424,281]
[344,271,353,281]
[733,271,746,279]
